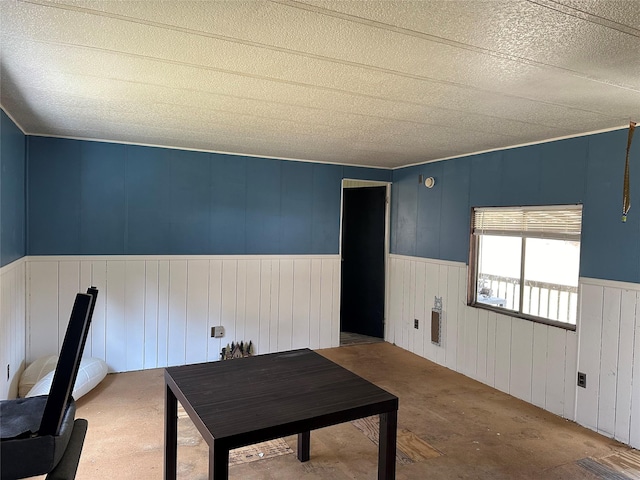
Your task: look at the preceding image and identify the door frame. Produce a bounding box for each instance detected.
[339,179,392,340]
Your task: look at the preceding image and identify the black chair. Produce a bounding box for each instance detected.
[0,287,99,480]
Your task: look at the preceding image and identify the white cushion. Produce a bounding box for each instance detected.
[19,355,59,398]
[26,357,108,400]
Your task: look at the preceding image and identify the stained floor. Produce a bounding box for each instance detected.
[51,342,640,479]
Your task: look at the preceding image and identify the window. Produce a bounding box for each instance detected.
[469,205,582,329]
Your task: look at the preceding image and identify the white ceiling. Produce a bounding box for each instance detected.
[1,0,639,169]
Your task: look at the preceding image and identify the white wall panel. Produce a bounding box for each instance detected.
[15,261,26,397]
[208,260,223,361]
[144,260,159,369]
[292,259,311,350]
[245,259,261,352]
[90,261,107,362]
[531,323,548,409]
[463,306,479,379]
[26,255,340,374]
[278,259,294,352]
[407,261,416,354]
[106,261,126,373]
[576,283,604,431]
[598,287,621,437]
[308,259,322,350]
[58,261,79,348]
[156,260,170,367]
[1,258,26,400]
[510,319,533,402]
[436,266,448,365]
[631,291,640,448]
[476,309,488,383]
[423,262,438,362]
[185,259,209,365]
[545,327,567,416]
[318,259,332,349]
[80,262,92,358]
[269,260,280,352]
[456,302,467,377]
[614,289,636,444]
[125,261,145,371]
[485,311,497,389]
[563,331,578,421]
[258,259,271,355]
[444,265,460,370]
[1,270,9,399]
[493,314,512,393]
[27,261,58,363]
[331,259,340,348]
[400,259,411,351]
[1,269,9,398]
[388,258,402,346]
[414,261,426,358]
[235,260,247,344]
[221,259,237,351]
[167,260,187,367]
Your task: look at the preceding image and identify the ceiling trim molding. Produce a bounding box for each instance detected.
[394,124,632,170]
[24,132,393,170]
[5,105,633,173]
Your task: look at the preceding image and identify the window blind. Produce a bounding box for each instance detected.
[473,205,582,240]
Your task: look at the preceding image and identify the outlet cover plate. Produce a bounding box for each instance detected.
[211,326,225,338]
[577,372,586,388]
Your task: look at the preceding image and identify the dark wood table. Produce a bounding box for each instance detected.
[164,348,398,479]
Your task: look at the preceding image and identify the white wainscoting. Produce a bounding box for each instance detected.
[0,257,27,400]
[388,254,640,449]
[577,278,640,448]
[26,255,341,373]
[388,255,579,422]
[17,253,640,449]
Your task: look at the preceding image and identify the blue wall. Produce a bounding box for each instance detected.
[391,129,640,284]
[0,110,26,267]
[24,126,640,282]
[27,137,391,256]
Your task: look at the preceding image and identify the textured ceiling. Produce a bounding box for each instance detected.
[1,0,639,168]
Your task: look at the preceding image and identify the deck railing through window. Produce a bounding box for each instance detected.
[477,273,578,325]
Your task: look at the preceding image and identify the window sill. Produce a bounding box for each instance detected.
[469,302,577,331]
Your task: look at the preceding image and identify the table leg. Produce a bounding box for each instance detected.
[378,410,397,480]
[297,431,310,462]
[209,444,229,479]
[164,384,178,480]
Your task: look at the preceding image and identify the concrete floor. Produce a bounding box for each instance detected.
[51,342,639,479]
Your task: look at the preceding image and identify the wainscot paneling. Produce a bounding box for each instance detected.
[0,257,26,400]
[26,255,341,372]
[388,256,578,415]
[577,278,640,448]
[389,255,640,449]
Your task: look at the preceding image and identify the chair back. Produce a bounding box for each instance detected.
[39,288,98,436]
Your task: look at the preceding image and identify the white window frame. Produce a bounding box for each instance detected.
[468,205,582,330]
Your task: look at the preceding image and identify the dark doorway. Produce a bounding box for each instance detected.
[340,186,386,339]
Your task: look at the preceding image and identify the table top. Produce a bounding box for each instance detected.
[165,349,398,449]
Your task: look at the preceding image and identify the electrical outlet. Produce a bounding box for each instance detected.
[577,372,587,388]
[211,326,225,338]
[414,319,419,329]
